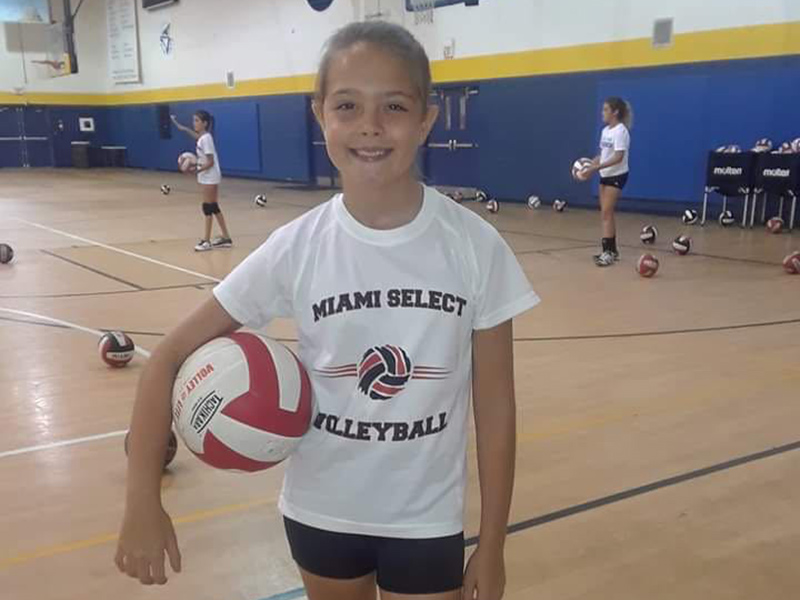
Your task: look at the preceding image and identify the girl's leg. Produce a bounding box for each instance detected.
[214,211,231,240]
[203,184,232,244]
[599,184,622,241]
[299,568,377,600]
[201,184,217,240]
[380,589,461,600]
[204,214,213,242]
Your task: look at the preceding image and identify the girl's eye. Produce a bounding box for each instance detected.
[388,103,408,112]
[336,102,355,111]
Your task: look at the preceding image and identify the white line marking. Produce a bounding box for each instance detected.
[0,307,148,459]
[11,217,221,283]
[0,307,151,358]
[0,430,127,459]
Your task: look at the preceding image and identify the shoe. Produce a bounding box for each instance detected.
[612,251,620,262]
[594,251,616,267]
[194,240,212,252]
[211,236,233,248]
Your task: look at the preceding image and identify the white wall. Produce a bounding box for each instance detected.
[124,0,800,93]
[2,0,798,97]
[0,0,108,96]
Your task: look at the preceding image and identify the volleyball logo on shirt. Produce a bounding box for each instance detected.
[316,345,450,401]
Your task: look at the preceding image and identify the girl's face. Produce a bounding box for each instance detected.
[602,103,616,125]
[315,43,438,189]
[193,115,206,133]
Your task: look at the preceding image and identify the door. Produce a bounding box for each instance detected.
[0,107,23,168]
[21,106,54,167]
[423,86,481,188]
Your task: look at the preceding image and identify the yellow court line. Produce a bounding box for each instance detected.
[1,21,799,106]
[0,498,272,570]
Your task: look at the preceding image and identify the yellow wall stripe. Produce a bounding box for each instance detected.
[2,21,799,107]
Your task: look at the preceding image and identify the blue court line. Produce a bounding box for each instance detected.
[255,438,800,600]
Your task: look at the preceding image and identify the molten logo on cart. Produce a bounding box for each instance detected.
[762,168,791,178]
[713,166,743,176]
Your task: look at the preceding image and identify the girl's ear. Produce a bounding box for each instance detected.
[418,103,439,145]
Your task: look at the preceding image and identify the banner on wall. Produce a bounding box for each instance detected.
[107,0,141,84]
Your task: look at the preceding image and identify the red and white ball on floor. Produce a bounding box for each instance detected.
[98,331,136,367]
[783,251,800,275]
[766,217,784,234]
[637,254,660,278]
[171,332,314,472]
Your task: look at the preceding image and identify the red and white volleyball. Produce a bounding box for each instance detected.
[171,333,313,472]
[783,251,800,275]
[98,331,135,367]
[637,254,660,278]
[766,217,784,234]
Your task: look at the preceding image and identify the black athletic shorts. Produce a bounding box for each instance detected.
[599,172,629,189]
[284,518,465,595]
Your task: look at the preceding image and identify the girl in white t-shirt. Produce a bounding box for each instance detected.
[584,97,632,267]
[171,110,233,252]
[116,22,538,600]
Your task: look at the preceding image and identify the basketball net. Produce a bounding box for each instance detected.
[408,0,435,24]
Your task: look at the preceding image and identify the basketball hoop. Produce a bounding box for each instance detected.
[407,0,436,24]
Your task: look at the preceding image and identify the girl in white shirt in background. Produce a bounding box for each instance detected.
[171,110,233,252]
[584,97,632,267]
[116,21,539,600]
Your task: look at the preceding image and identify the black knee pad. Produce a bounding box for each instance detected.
[208,202,221,215]
[202,202,214,216]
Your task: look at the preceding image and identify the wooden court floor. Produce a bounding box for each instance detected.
[1,168,798,600]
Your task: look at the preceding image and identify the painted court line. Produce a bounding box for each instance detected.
[0,308,151,359]
[41,249,144,290]
[12,217,221,283]
[0,430,127,460]
[0,307,149,460]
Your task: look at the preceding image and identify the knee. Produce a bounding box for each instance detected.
[202,202,220,216]
[600,206,615,221]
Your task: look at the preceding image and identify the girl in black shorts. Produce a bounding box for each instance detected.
[584,97,632,267]
[115,21,538,600]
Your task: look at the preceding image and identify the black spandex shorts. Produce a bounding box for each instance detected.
[600,172,629,189]
[284,518,465,595]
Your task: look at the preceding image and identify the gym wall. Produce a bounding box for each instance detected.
[1,0,799,209]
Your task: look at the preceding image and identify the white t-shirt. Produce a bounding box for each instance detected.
[599,123,630,178]
[196,132,222,185]
[213,185,539,538]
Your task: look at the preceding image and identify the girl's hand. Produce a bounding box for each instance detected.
[170,114,178,123]
[114,502,182,585]
[463,544,506,600]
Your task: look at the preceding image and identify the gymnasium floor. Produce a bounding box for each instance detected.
[1,168,798,600]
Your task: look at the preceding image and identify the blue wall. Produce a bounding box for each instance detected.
[103,95,312,182]
[9,53,800,212]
